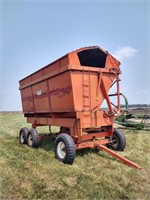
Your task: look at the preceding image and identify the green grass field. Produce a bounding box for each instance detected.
[0,113,150,199]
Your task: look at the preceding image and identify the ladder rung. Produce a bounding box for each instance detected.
[83,105,90,107]
[83,114,90,117]
[83,84,89,87]
[83,95,90,98]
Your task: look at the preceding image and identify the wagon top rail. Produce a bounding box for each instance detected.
[19,46,120,89]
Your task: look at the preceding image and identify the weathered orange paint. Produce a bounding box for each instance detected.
[19,46,121,140]
[19,46,141,169]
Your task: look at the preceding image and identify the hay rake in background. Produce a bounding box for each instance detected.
[115,95,150,131]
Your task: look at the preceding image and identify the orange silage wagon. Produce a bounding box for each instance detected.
[19,46,141,169]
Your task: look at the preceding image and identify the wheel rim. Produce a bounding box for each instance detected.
[111,135,119,149]
[57,141,66,159]
[20,132,24,143]
[28,133,33,146]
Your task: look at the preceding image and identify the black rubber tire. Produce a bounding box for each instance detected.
[27,128,39,148]
[19,127,29,144]
[54,133,76,164]
[108,128,126,151]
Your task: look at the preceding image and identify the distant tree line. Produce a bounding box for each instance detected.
[121,104,150,108]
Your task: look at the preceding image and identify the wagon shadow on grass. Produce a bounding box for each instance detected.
[38,134,55,152]
[38,135,116,162]
[76,148,116,162]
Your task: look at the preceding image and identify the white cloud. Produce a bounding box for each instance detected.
[113,46,138,61]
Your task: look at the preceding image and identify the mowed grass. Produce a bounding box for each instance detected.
[0,113,150,200]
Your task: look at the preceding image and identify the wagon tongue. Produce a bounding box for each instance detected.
[97,144,142,170]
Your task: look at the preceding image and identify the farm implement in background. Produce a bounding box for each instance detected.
[115,95,150,130]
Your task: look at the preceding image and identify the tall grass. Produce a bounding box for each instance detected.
[0,113,149,199]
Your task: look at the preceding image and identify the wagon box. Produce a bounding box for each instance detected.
[19,46,142,169]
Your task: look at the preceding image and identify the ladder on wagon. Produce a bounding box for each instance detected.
[82,69,91,111]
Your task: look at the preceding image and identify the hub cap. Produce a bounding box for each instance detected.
[28,133,33,146]
[111,135,119,149]
[57,141,66,159]
[20,132,24,143]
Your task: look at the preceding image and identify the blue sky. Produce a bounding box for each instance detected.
[0,0,150,111]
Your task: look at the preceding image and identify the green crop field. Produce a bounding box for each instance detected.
[0,113,150,200]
